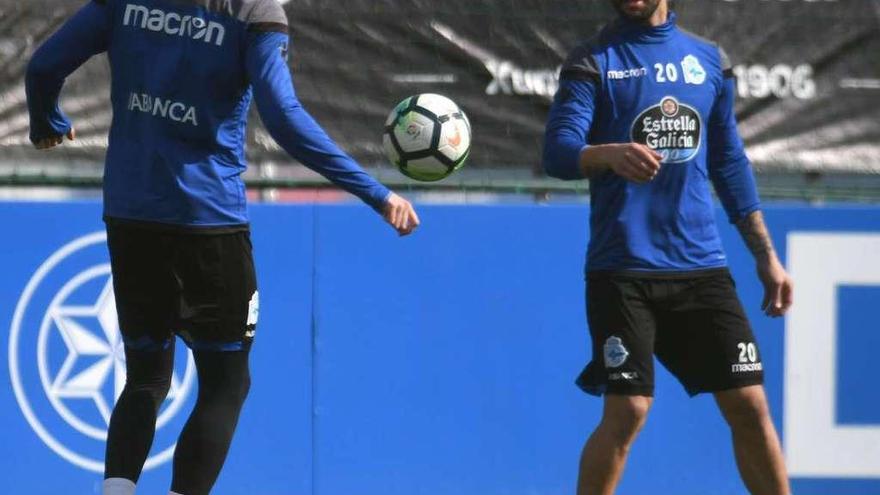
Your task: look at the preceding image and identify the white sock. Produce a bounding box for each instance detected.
[103,478,135,495]
[169,492,184,495]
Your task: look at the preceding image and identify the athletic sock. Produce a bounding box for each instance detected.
[169,492,184,495]
[103,478,136,495]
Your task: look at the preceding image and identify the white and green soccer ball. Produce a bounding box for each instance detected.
[383,94,471,182]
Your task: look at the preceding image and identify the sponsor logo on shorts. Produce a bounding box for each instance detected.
[245,291,259,338]
[732,341,762,373]
[127,93,199,127]
[604,336,629,368]
[609,371,639,381]
[123,3,226,46]
[732,362,763,373]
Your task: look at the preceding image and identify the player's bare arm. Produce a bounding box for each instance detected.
[735,210,793,318]
[578,143,662,183]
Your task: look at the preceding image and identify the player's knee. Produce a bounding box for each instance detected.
[203,366,250,407]
[718,387,770,430]
[231,371,251,405]
[601,395,652,443]
[123,374,172,410]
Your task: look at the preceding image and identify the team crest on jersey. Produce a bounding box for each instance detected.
[631,96,702,164]
[604,336,629,368]
[681,55,707,85]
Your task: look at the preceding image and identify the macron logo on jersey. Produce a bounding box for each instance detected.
[607,67,647,80]
[123,4,226,46]
[128,93,199,127]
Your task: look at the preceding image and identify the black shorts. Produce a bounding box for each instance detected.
[106,220,258,352]
[577,268,763,397]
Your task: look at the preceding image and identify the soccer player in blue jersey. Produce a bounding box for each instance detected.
[26,1,419,494]
[544,1,793,494]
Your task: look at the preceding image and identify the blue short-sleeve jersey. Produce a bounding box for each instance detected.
[544,13,760,272]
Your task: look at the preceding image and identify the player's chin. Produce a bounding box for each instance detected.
[620,8,649,20]
[615,0,652,19]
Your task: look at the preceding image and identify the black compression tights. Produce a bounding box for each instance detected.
[104,343,251,495]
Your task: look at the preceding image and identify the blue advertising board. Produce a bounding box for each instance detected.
[1,201,878,494]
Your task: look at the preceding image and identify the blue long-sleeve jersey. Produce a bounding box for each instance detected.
[26,0,390,227]
[544,12,760,273]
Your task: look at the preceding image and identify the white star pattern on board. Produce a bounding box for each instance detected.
[48,277,187,426]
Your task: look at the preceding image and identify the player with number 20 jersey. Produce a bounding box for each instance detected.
[544,1,794,494]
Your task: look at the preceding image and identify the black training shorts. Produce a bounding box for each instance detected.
[577,268,763,397]
[106,220,258,352]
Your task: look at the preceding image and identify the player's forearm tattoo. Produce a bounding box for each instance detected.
[736,210,775,260]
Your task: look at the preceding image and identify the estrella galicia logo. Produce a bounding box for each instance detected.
[631,96,702,164]
[8,233,196,473]
[604,336,630,368]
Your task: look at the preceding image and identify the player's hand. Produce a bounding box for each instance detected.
[34,127,76,150]
[382,192,420,237]
[756,255,793,318]
[601,143,662,183]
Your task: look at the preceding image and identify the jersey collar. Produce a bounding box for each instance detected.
[611,10,677,44]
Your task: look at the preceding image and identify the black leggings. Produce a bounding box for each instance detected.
[105,342,251,495]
